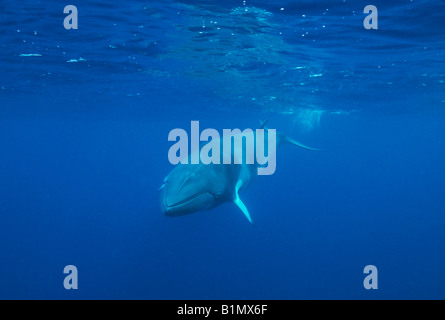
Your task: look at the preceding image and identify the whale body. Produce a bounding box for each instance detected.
[159,124,318,223]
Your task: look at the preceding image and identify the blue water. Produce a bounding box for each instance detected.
[1,0,445,299]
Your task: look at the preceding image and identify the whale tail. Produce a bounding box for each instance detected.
[260,119,321,151]
[282,135,321,151]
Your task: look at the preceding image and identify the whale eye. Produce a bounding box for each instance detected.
[211,189,224,198]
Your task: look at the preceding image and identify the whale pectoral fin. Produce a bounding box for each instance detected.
[234,194,252,224]
[284,136,322,151]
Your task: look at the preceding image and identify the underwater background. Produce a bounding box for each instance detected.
[0,0,444,299]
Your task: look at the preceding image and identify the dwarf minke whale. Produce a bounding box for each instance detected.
[159,122,318,223]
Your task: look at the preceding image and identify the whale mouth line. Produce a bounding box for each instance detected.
[165,192,215,209]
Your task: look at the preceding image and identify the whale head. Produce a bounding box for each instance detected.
[160,164,230,216]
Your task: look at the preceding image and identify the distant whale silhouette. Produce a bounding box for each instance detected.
[160,122,319,223]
